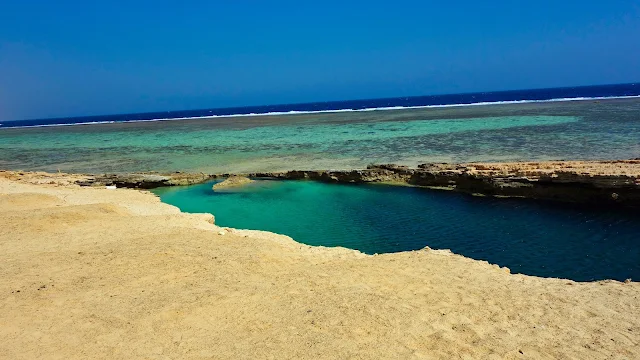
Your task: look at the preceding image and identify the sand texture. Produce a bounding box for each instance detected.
[1,171,639,359]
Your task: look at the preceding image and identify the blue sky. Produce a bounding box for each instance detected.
[1,1,639,120]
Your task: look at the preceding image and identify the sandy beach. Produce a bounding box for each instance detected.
[1,170,639,359]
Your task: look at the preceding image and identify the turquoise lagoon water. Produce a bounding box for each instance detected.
[2,99,640,173]
[154,180,640,282]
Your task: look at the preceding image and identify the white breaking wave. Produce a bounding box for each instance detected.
[0,120,117,129]
[2,95,640,129]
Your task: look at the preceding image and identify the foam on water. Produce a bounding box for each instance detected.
[153,180,640,282]
[1,94,639,129]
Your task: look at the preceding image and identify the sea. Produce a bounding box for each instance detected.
[3,83,640,280]
[1,83,639,174]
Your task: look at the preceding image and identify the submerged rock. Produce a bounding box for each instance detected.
[212,176,254,191]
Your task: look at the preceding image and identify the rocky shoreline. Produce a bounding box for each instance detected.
[38,159,640,206]
[2,167,639,359]
[253,161,640,206]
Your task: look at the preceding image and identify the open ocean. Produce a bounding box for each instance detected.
[1,83,639,173]
[2,83,639,129]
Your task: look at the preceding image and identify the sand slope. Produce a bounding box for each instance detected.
[0,173,638,359]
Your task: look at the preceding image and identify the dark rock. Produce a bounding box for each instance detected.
[76,172,212,189]
[73,162,640,206]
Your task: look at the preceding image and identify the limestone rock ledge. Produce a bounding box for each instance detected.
[75,172,211,189]
[249,160,640,206]
[212,176,254,191]
[23,159,640,206]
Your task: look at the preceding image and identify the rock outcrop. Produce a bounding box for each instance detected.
[249,160,640,206]
[64,160,640,206]
[75,172,211,189]
[212,176,254,191]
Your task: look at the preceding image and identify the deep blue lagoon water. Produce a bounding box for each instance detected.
[153,180,640,282]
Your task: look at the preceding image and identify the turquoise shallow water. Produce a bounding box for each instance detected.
[153,180,640,282]
[1,98,639,173]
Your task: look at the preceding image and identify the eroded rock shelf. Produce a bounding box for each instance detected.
[62,160,640,206]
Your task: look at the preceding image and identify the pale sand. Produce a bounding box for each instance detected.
[1,172,639,359]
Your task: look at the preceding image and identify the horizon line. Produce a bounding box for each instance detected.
[3,81,638,123]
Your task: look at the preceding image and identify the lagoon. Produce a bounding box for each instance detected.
[154,180,640,282]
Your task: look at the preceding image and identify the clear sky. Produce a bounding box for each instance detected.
[1,1,639,121]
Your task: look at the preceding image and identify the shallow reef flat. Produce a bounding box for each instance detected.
[2,98,640,175]
[0,168,639,359]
